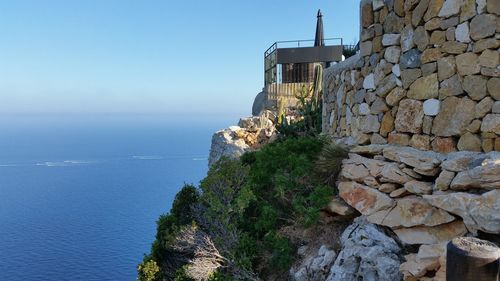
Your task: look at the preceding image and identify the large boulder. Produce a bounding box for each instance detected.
[208,127,250,166]
[326,217,403,281]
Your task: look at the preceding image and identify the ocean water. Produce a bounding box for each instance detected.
[0,114,233,281]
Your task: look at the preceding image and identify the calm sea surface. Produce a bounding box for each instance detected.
[0,114,234,281]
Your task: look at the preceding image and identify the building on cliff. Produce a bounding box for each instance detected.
[255,10,348,115]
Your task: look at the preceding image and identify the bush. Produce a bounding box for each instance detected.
[137,258,162,281]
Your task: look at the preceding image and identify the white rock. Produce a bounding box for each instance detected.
[423,99,440,116]
[326,217,403,281]
[455,22,471,43]
[392,64,401,77]
[359,103,371,115]
[208,129,250,166]
[363,73,376,90]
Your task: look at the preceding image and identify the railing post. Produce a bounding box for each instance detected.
[446,237,499,281]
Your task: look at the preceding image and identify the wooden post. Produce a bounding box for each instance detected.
[446,237,499,281]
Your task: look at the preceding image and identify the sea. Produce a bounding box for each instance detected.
[0,114,236,281]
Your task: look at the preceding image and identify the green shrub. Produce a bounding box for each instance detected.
[315,141,348,188]
[171,184,199,226]
[137,258,162,281]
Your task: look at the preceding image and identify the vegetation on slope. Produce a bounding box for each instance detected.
[138,83,347,280]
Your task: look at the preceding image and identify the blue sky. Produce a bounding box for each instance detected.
[0,1,360,116]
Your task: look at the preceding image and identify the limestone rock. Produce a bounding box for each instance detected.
[470,14,497,40]
[493,101,500,113]
[392,64,401,77]
[423,99,440,116]
[481,114,500,134]
[473,38,500,53]
[461,0,476,22]
[326,217,403,281]
[457,132,482,151]
[475,96,494,118]
[384,12,404,33]
[357,115,381,133]
[395,99,424,133]
[408,73,439,100]
[384,46,401,64]
[386,87,406,106]
[360,41,373,57]
[412,0,431,26]
[421,48,443,64]
[208,128,250,166]
[455,22,471,43]
[367,196,455,228]
[291,245,337,281]
[404,180,433,195]
[390,187,411,198]
[326,198,356,216]
[401,26,415,52]
[421,62,437,76]
[425,0,445,20]
[363,73,376,90]
[401,69,423,89]
[441,41,468,54]
[463,75,488,101]
[451,155,500,189]
[441,151,482,171]
[456,53,480,76]
[375,74,399,97]
[432,137,457,153]
[430,30,446,45]
[359,103,370,115]
[379,183,398,193]
[350,144,387,155]
[382,33,401,46]
[487,0,500,15]
[439,74,463,98]
[479,49,500,68]
[394,220,467,244]
[338,181,394,216]
[438,0,462,18]
[410,134,431,150]
[388,133,411,146]
[383,146,443,172]
[370,97,389,114]
[414,26,429,51]
[424,190,500,233]
[432,97,476,136]
[435,170,456,190]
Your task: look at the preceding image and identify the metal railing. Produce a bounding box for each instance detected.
[264,37,344,58]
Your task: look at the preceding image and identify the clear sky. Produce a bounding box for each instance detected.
[0,1,360,116]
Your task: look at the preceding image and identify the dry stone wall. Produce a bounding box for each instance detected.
[323,0,499,152]
[322,1,500,280]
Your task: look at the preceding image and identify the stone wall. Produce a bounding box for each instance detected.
[323,0,499,152]
[322,1,500,280]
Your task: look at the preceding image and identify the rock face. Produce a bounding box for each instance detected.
[208,128,250,166]
[326,217,403,281]
[291,245,337,281]
[208,115,275,166]
[394,220,467,244]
